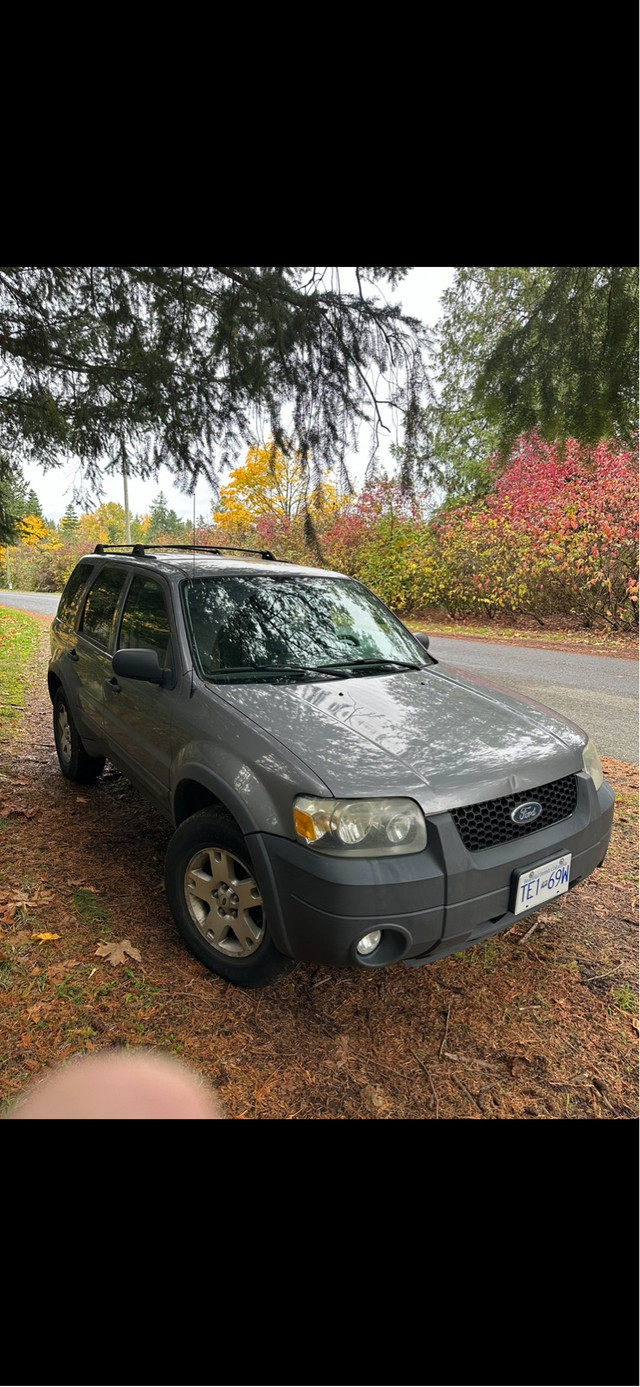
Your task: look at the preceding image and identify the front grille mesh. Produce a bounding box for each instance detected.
[450,774,578,852]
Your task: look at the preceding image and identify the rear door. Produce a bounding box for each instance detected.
[50,561,99,741]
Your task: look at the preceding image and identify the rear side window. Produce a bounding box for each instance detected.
[80,568,127,650]
[57,564,94,627]
[117,576,172,667]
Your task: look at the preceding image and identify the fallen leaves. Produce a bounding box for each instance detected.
[47,959,79,980]
[31,931,60,944]
[95,939,142,967]
[0,887,55,916]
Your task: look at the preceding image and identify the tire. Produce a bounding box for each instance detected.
[53,688,106,783]
[164,808,296,989]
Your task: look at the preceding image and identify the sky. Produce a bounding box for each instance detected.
[23,267,456,525]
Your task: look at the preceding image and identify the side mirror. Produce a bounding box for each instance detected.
[112,648,164,684]
[413,632,430,652]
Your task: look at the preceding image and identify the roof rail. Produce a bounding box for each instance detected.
[93,543,279,561]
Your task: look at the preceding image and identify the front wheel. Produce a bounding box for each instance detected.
[164,809,296,989]
[53,688,106,783]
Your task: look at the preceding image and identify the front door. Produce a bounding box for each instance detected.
[104,573,177,811]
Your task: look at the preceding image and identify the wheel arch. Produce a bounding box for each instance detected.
[171,765,267,837]
[48,670,62,703]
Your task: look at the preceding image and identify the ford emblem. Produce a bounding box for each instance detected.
[511,801,543,825]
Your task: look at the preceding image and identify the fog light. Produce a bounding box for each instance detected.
[356,930,382,956]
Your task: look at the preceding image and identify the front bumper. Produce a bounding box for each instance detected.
[247,773,615,969]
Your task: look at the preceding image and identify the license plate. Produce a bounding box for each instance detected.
[513,853,571,916]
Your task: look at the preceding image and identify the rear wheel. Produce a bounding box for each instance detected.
[165,808,296,989]
[53,688,106,783]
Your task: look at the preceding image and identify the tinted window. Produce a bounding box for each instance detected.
[57,564,94,627]
[118,576,172,667]
[81,568,127,650]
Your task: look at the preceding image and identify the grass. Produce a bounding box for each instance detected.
[0,609,41,735]
[611,983,638,1014]
[72,889,111,930]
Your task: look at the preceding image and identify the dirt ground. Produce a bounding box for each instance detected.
[0,617,637,1119]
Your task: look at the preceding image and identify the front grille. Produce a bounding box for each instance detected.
[450,774,578,852]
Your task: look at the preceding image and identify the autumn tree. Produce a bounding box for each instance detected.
[76,502,129,546]
[213,443,340,537]
[18,514,49,547]
[0,267,429,504]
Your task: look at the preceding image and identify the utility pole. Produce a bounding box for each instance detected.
[121,440,131,544]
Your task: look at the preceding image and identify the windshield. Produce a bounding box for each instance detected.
[183,575,430,682]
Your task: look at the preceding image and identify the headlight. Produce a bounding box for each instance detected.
[293,796,427,856]
[582,737,604,790]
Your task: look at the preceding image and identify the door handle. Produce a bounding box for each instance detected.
[105,677,121,694]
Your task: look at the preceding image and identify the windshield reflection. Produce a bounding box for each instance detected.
[183,575,429,682]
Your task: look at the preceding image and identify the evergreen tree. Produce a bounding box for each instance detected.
[0,267,428,500]
[145,492,186,542]
[0,455,37,542]
[25,488,43,517]
[58,502,79,539]
[416,268,552,499]
[476,266,638,451]
[406,267,638,503]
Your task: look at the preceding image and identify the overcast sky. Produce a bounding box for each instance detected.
[24,267,455,524]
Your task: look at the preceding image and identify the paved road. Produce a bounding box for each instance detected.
[2,591,638,762]
[0,589,61,616]
[428,636,638,764]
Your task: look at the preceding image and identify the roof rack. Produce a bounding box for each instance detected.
[93,543,279,561]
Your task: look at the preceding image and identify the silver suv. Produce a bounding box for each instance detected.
[48,545,614,988]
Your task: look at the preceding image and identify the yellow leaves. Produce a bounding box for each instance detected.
[77,502,128,546]
[31,932,60,944]
[213,441,339,531]
[17,514,49,547]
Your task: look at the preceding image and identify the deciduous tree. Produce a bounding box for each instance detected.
[213,443,339,536]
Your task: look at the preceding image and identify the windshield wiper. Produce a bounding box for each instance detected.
[318,657,425,672]
[208,663,344,680]
[207,658,425,682]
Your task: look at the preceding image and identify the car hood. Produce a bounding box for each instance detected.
[214,663,588,812]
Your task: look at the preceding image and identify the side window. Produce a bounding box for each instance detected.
[57,564,95,627]
[117,576,172,668]
[80,568,127,650]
